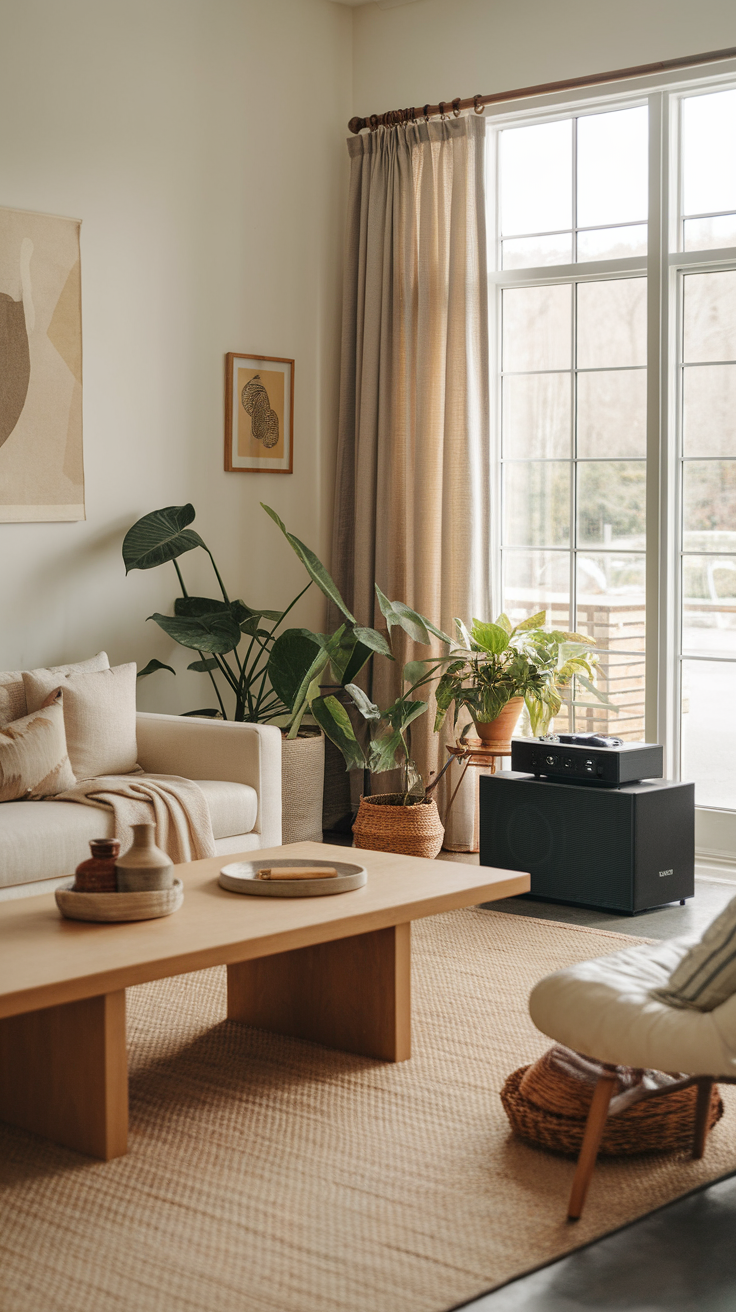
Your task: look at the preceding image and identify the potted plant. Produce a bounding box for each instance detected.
[433,612,616,745]
[262,508,453,858]
[122,503,450,851]
[122,503,342,843]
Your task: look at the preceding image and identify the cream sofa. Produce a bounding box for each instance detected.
[0,712,282,900]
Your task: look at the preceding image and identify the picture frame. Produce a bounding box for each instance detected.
[224,352,294,474]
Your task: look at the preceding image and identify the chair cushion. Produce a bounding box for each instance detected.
[654,892,736,1012]
[529,937,736,1077]
[195,780,258,839]
[0,691,76,801]
[0,652,109,728]
[23,663,137,781]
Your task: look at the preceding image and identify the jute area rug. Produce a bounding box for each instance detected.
[2,908,735,1312]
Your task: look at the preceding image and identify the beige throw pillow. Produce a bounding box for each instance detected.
[0,690,76,801]
[0,652,110,728]
[23,663,138,781]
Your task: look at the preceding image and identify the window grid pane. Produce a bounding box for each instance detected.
[501,276,647,737]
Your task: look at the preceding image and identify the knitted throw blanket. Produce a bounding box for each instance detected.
[50,771,216,864]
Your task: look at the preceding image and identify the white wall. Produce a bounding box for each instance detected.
[0,0,351,715]
[352,0,736,119]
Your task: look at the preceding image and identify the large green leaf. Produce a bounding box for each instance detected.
[268,629,322,710]
[375,587,451,646]
[310,696,367,771]
[137,659,175,679]
[261,504,355,622]
[353,626,393,658]
[123,505,205,573]
[175,596,251,625]
[382,697,427,732]
[368,729,405,774]
[148,610,242,654]
[344,683,381,721]
[187,658,219,673]
[511,610,547,634]
[470,619,510,655]
[340,639,373,686]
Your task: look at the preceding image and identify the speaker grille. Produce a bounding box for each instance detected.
[480,775,633,910]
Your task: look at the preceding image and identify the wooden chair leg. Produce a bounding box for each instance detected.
[692,1076,714,1159]
[567,1073,618,1222]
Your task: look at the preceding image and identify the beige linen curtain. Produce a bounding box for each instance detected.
[331,114,490,849]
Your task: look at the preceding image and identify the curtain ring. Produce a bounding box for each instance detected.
[473,94,484,115]
[423,103,431,122]
[452,98,461,117]
[439,101,447,120]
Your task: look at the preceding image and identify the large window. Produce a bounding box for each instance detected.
[488,74,736,846]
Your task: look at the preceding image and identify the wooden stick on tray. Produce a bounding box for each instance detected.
[257,866,339,880]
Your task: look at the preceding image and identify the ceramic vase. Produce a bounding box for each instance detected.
[74,838,120,892]
[115,823,174,892]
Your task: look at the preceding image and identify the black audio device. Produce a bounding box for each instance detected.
[479,771,694,914]
[511,737,664,786]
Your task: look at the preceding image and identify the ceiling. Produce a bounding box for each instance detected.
[333,1,422,9]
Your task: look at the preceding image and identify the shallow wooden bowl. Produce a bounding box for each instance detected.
[55,878,184,922]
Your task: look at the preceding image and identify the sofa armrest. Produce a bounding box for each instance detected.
[136,713,282,846]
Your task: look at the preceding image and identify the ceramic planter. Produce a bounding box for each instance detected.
[281,727,325,844]
[472,696,525,747]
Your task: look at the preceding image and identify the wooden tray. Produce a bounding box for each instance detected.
[219,859,367,897]
[55,878,184,922]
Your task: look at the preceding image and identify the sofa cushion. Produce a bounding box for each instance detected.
[0,691,76,801]
[0,652,109,728]
[0,800,116,888]
[23,663,137,781]
[195,779,258,839]
[0,781,258,889]
[654,892,736,1012]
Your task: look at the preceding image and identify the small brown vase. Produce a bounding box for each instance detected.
[115,823,174,892]
[74,839,120,892]
[473,696,525,747]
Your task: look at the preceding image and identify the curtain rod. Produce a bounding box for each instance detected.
[347,45,736,134]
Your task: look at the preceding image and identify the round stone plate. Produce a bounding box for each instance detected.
[219,859,367,897]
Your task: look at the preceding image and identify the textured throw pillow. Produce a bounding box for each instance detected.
[22,663,138,781]
[0,690,76,801]
[0,652,109,728]
[654,893,736,1011]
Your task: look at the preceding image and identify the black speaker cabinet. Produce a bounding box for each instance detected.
[479,771,695,914]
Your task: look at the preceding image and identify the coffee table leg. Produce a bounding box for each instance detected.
[0,991,128,1159]
[227,922,411,1061]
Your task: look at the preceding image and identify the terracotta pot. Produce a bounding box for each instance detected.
[352,793,444,859]
[473,696,525,746]
[115,823,174,892]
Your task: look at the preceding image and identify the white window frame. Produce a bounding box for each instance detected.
[484,56,736,864]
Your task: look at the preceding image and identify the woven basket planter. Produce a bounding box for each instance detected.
[501,1046,724,1158]
[352,793,444,859]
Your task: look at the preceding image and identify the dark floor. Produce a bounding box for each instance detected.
[328,834,736,1312]
[456,1170,736,1311]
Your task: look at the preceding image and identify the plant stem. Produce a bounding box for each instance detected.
[173,559,189,598]
[206,549,231,605]
[270,581,312,635]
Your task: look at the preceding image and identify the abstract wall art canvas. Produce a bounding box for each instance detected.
[0,206,84,522]
[224,353,293,474]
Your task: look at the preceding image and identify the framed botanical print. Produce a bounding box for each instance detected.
[224,352,294,474]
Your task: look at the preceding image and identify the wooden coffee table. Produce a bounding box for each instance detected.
[0,841,528,1160]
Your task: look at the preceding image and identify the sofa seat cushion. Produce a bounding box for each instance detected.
[0,800,116,888]
[195,779,258,839]
[0,780,258,891]
[529,937,736,1079]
